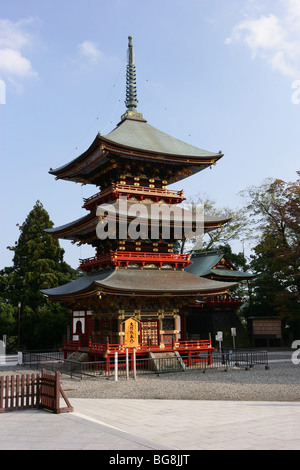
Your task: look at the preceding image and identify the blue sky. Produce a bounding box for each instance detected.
[1,0,299,270]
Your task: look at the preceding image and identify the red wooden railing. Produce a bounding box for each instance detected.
[64,339,212,355]
[79,252,113,270]
[82,183,185,209]
[79,250,191,271]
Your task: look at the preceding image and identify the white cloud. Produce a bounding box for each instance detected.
[270,50,299,78]
[286,0,300,26]
[78,40,104,64]
[225,1,300,79]
[0,18,38,82]
[0,18,32,49]
[0,48,36,77]
[226,14,285,53]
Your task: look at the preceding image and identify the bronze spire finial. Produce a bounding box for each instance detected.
[125,35,138,111]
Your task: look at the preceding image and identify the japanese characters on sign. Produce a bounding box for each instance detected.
[124,317,139,348]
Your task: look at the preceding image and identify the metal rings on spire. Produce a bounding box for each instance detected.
[125,35,138,111]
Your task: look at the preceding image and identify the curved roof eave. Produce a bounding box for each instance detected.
[185,251,254,280]
[49,134,102,176]
[41,268,238,300]
[210,268,254,280]
[49,118,223,177]
[44,212,231,238]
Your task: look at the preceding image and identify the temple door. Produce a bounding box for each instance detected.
[141,320,159,345]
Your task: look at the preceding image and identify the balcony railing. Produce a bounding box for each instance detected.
[79,250,191,271]
[64,338,212,356]
[82,183,185,209]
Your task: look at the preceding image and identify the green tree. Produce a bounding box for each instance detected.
[19,303,70,350]
[0,201,79,350]
[0,298,16,353]
[241,177,300,336]
[180,194,249,253]
[215,242,252,301]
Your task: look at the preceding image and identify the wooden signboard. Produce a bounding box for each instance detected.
[124,317,140,348]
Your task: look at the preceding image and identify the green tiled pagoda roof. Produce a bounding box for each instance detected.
[45,203,230,240]
[41,267,237,301]
[102,115,222,159]
[185,251,254,280]
[49,115,223,183]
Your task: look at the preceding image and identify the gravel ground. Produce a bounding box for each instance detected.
[1,355,300,402]
[61,362,300,402]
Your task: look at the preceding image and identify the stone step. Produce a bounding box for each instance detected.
[148,351,186,372]
[68,352,89,362]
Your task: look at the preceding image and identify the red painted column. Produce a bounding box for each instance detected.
[208,349,213,366]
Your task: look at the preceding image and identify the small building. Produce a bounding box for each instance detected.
[249,317,282,347]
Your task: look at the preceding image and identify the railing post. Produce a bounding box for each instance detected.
[114,352,118,382]
[133,348,136,380]
[188,351,191,367]
[208,349,213,366]
[55,371,60,412]
[126,348,129,380]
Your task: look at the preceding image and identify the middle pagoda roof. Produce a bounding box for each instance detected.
[45,199,231,243]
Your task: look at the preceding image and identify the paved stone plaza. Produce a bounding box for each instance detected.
[0,351,299,450]
[0,398,300,450]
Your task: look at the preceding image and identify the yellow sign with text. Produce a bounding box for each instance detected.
[124,317,139,348]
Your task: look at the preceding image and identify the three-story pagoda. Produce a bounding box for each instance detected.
[42,36,241,363]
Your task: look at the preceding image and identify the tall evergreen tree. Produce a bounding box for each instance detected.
[0,201,80,349]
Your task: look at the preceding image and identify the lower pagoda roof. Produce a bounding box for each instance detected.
[41,267,237,302]
[185,250,254,281]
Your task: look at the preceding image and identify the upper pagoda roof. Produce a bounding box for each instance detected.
[49,36,223,185]
[103,114,222,160]
[185,250,254,281]
[48,115,223,185]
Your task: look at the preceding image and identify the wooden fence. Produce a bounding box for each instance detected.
[0,369,73,414]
